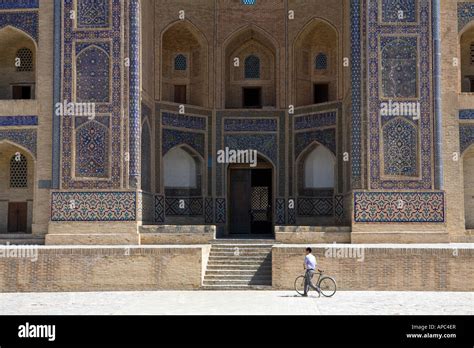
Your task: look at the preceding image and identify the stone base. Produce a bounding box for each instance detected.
[272,244,474,291]
[0,245,204,292]
[351,231,450,244]
[139,225,216,244]
[275,226,351,243]
[46,222,140,245]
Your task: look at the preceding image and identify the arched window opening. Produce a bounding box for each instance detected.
[10,153,28,188]
[164,147,198,188]
[245,55,260,79]
[315,53,328,70]
[174,54,187,71]
[304,145,335,189]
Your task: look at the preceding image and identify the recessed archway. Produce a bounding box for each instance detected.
[0,26,37,100]
[293,18,338,106]
[160,20,209,107]
[460,21,474,93]
[463,145,474,229]
[223,25,277,109]
[0,141,35,233]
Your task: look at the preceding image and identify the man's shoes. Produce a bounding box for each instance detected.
[302,294,308,297]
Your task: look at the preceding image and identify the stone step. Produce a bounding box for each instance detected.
[208,255,270,261]
[206,264,271,271]
[210,250,272,255]
[205,269,271,275]
[204,274,271,280]
[0,235,44,245]
[207,260,271,266]
[203,279,272,286]
[201,285,273,290]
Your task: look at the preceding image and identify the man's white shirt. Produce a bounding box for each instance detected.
[305,254,316,270]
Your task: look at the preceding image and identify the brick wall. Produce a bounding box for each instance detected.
[272,245,474,291]
[0,246,205,292]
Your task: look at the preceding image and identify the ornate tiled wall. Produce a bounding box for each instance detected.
[354,191,445,223]
[51,192,137,222]
[60,0,123,190]
[367,0,433,190]
[0,129,37,157]
[458,2,474,32]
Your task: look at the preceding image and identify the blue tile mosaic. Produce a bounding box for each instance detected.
[458,2,474,32]
[0,116,37,126]
[224,118,277,132]
[162,112,206,130]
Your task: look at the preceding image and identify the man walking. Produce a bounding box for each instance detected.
[303,247,320,297]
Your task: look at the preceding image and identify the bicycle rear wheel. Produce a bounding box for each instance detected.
[294,275,306,296]
[318,276,337,297]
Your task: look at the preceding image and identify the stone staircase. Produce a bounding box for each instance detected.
[202,243,273,290]
[0,234,45,245]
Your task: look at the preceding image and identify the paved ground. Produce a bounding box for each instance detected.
[0,291,472,315]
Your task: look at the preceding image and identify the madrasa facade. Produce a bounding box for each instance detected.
[1,0,474,245]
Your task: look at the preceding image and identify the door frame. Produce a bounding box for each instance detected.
[225,155,275,238]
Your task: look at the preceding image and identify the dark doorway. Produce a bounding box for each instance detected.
[7,202,27,233]
[229,166,272,236]
[313,83,329,104]
[12,85,32,100]
[174,85,187,104]
[243,87,262,108]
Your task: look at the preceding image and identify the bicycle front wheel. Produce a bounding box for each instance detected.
[294,275,306,296]
[318,276,337,297]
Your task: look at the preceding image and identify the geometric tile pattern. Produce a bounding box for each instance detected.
[354,191,445,223]
[334,195,344,224]
[61,0,122,189]
[215,198,226,224]
[367,0,433,190]
[154,194,165,223]
[224,134,278,165]
[381,0,416,23]
[458,2,474,32]
[460,124,474,154]
[350,0,362,186]
[129,0,140,186]
[224,118,277,132]
[76,44,110,103]
[459,110,474,120]
[380,36,418,98]
[75,120,109,178]
[0,116,37,126]
[242,0,256,5]
[0,129,37,157]
[162,129,205,157]
[205,197,214,223]
[287,198,296,224]
[165,197,203,216]
[77,0,110,29]
[294,112,336,130]
[294,128,336,159]
[297,198,333,217]
[0,0,38,9]
[162,112,206,130]
[275,198,285,225]
[0,11,38,42]
[383,118,418,177]
[51,192,136,222]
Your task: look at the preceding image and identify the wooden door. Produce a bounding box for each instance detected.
[7,202,27,233]
[174,85,187,104]
[229,169,252,234]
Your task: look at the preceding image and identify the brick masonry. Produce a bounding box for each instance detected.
[272,245,474,291]
[0,246,204,292]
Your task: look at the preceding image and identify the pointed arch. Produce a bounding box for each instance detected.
[75,44,111,103]
[160,19,209,107]
[293,17,339,106]
[223,24,278,108]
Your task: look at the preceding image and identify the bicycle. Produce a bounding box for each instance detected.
[294,269,337,297]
